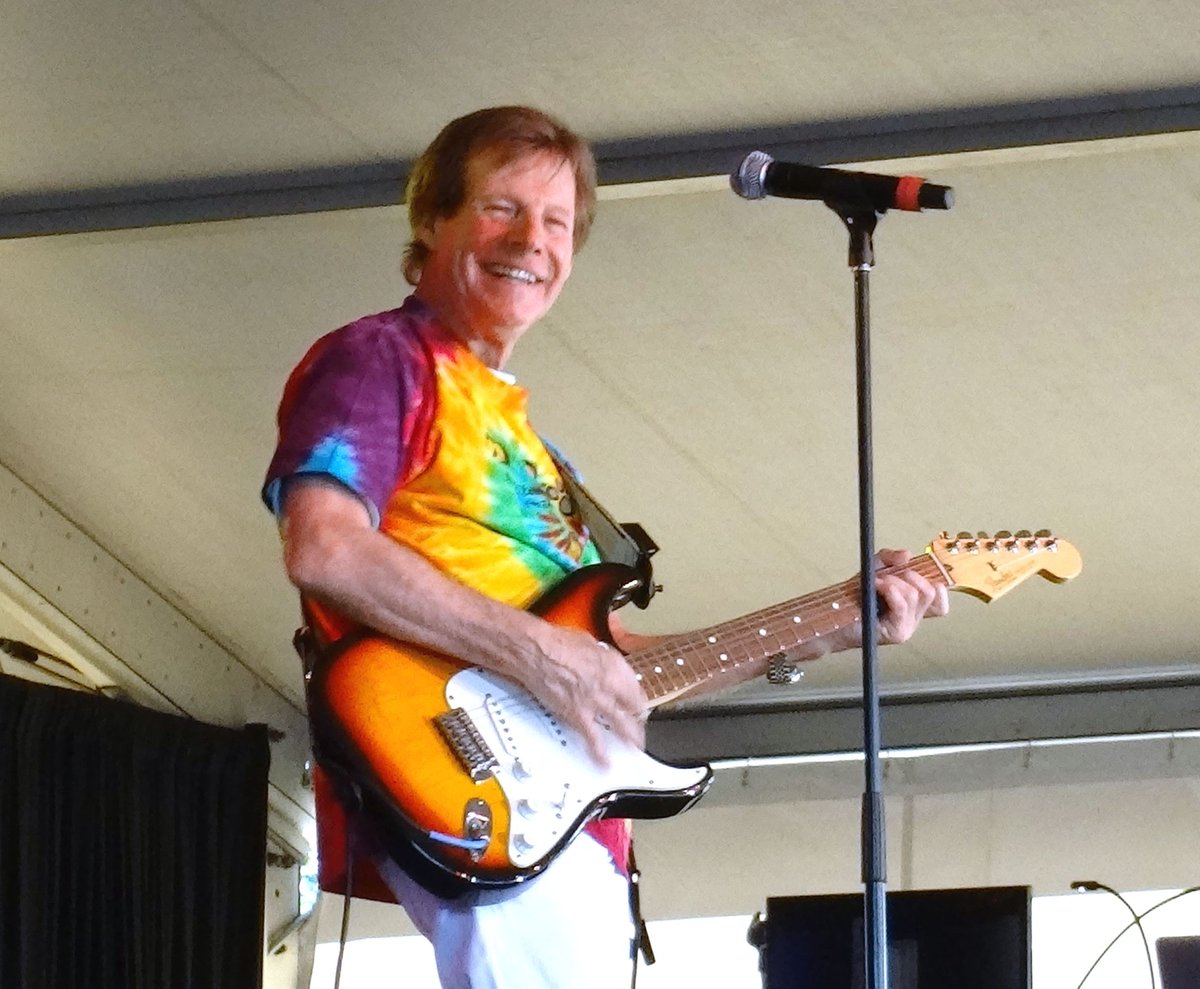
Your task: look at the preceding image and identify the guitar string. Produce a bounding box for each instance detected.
[444,559,946,728]
[628,558,948,693]
[384,541,1061,776]
[450,539,1062,728]
[627,541,1067,696]
[437,556,950,731]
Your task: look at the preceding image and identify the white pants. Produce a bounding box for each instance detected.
[376,834,635,989]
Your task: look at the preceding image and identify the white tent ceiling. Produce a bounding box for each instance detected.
[3,0,1200,929]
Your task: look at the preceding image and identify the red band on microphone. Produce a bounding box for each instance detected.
[895,175,924,212]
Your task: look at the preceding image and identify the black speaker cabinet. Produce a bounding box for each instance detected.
[1157,936,1200,989]
[754,886,1031,989]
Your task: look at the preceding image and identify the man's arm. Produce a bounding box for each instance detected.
[281,479,648,762]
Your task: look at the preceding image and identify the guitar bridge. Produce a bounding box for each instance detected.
[435,707,499,782]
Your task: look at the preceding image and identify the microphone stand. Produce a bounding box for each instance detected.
[830,202,889,989]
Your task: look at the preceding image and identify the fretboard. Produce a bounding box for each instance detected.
[627,554,949,707]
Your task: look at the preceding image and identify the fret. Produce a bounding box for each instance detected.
[629,554,951,705]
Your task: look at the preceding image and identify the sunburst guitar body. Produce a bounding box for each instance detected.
[307,530,1080,894]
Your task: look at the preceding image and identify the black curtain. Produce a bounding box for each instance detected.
[0,674,270,989]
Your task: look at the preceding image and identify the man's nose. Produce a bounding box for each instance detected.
[506,212,542,252]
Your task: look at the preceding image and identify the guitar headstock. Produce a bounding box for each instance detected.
[928,530,1082,603]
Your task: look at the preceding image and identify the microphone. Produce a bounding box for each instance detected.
[731,150,954,212]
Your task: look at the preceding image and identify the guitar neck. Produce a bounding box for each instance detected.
[627,554,950,708]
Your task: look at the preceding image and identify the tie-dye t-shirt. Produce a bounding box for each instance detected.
[263,295,601,640]
[263,295,629,889]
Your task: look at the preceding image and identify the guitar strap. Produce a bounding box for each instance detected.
[545,444,661,609]
[292,623,358,986]
[628,845,656,984]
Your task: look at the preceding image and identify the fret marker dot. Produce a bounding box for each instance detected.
[675,658,685,666]
[707,635,718,644]
[793,616,802,623]
[758,628,767,637]
[719,653,728,661]
[653,665,662,674]
[832,602,840,610]
[635,673,643,681]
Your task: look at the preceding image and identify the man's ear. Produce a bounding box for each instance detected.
[413,218,439,249]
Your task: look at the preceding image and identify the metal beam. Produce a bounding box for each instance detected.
[3,85,1199,238]
[647,674,1200,764]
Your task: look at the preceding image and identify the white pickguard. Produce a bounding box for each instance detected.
[444,667,708,869]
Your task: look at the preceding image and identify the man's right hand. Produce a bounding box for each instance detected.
[520,620,649,767]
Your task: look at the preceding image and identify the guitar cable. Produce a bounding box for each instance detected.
[628,846,655,989]
[1071,885,1200,989]
[332,789,358,989]
[1070,881,1154,989]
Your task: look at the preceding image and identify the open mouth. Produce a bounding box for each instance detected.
[483,263,541,285]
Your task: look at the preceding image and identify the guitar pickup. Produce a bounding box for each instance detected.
[434,707,499,782]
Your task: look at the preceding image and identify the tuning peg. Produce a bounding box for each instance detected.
[1035,529,1052,538]
[1015,529,1032,538]
[976,531,993,552]
[994,530,1012,539]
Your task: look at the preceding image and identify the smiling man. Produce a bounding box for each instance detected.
[411,145,576,366]
[264,107,653,989]
[263,106,946,988]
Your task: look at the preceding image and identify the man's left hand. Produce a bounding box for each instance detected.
[874,547,950,643]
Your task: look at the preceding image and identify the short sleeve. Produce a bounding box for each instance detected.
[262,311,435,526]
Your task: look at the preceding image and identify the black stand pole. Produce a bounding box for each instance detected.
[831,203,889,989]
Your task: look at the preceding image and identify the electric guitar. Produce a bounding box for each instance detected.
[308,530,1081,893]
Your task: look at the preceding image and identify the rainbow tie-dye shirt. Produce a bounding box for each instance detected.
[264,296,600,640]
[263,296,628,889]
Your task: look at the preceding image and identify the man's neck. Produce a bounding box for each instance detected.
[412,284,514,370]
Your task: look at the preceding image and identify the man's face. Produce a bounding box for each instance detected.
[418,149,577,364]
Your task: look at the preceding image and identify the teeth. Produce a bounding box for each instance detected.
[485,264,538,284]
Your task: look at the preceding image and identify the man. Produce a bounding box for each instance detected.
[263,105,947,988]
